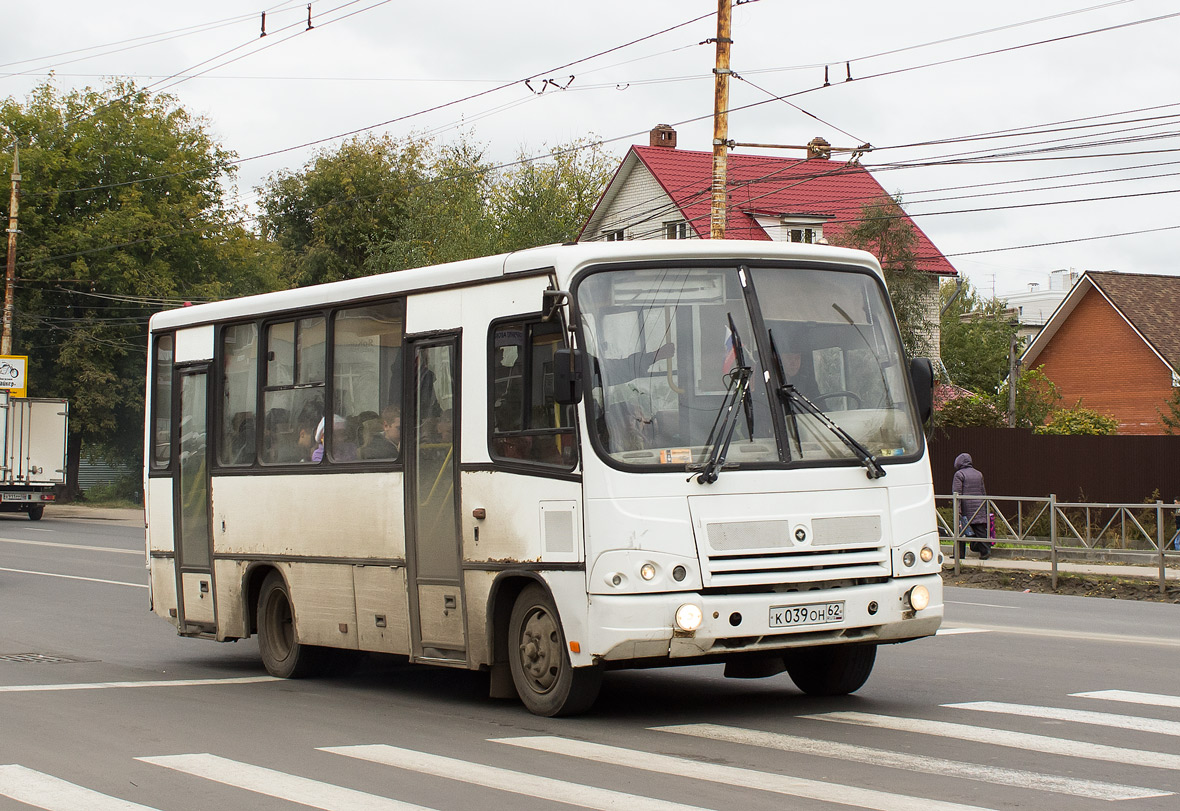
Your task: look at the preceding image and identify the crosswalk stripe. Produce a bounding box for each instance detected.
[323,743,711,811]
[806,712,1180,770]
[1072,689,1180,709]
[934,628,991,636]
[944,700,1180,737]
[0,764,160,811]
[494,735,999,811]
[0,676,279,693]
[137,754,430,811]
[654,723,1170,801]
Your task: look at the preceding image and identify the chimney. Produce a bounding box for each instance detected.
[650,124,677,149]
[807,136,831,160]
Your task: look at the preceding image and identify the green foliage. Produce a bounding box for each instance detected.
[1,80,278,474]
[1035,401,1119,435]
[1159,388,1180,434]
[939,279,1022,393]
[998,366,1061,428]
[831,195,929,359]
[934,394,1006,427]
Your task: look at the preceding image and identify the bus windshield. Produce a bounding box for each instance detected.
[576,264,922,470]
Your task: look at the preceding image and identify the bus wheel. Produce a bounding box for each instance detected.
[27,505,44,521]
[257,571,322,678]
[784,644,876,696]
[508,584,602,716]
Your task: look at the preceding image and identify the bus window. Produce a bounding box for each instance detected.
[261,317,325,464]
[219,323,258,467]
[151,333,173,469]
[489,319,576,468]
[333,300,404,462]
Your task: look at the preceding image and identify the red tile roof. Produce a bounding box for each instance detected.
[626,145,956,276]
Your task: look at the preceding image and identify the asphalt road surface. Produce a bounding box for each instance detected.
[1,513,1178,810]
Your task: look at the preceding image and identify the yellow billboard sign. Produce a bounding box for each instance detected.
[0,355,28,398]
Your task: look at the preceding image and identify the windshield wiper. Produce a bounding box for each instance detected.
[693,314,752,485]
[768,329,885,480]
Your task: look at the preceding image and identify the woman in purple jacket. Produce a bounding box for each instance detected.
[953,452,990,560]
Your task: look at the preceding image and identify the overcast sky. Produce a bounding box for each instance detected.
[3,0,1179,298]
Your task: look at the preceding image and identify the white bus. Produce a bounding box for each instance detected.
[144,240,942,716]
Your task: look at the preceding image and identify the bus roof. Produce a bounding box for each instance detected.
[148,240,882,332]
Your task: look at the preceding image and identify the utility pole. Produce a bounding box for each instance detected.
[710,0,732,240]
[3,139,19,356]
[1006,330,1020,428]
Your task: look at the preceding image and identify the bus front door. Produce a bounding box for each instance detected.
[405,336,466,663]
[173,366,216,634]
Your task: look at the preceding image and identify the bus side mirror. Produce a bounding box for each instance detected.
[910,357,934,423]
[553,348,583,405]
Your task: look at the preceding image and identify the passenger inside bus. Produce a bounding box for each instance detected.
[358,405,401,459]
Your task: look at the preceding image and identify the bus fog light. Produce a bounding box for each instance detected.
[903,551,915,567]
[609,573,623,587]
[640,563,656,581]
[907,585,930,611]
[675,603,703,632]
[672,565,687,582]
[920,546,934,563]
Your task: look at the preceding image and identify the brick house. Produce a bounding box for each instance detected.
[1021,271,1180,434]
[578,125,958,357]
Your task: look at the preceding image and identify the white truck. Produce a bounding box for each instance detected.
[0,393,68,520]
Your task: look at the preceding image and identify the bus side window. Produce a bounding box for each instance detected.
[489,318,577,469]
[261,317,325,465]
[332,300,404,462]
[219,323,258,466]
[151,333,173,470]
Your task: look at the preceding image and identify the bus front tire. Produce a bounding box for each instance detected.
[784,643,876,696]
[27,505,44,521]
[508,584,602,716]
[257,571,323,678]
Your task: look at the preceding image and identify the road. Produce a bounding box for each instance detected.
[1,513,1178,810]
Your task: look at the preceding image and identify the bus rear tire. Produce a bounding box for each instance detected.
[27,505,44,521]
[257,571,323,678]
[784,643,876,696]
[508,584,602,716]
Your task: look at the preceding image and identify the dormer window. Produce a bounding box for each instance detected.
[789,227,818,244]
[664,221,688,240]
[751,213,831,244]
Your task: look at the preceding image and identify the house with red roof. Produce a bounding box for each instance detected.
[579,125,957,357]
[1021,271,1180,434]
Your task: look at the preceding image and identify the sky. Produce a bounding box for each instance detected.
[3,0,1179,299]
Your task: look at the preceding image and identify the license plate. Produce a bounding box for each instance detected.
[1,493,29,502]
[769,601,844,628]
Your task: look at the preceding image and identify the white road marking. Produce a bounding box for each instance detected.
[655,723,1169,801]
[139,754,428,810]
[935,628,991,636]
[944,701,1180,737]
[944,601,1020,609]
[493,735,999,811]
[933,623,1180,648]
[1073,689,1180,709]
[0,764,159,810]
[325,743,712,811]
[0,566,146,588]
[0,537,141,555]
[0,676,278,693]
[807,712,1180,770]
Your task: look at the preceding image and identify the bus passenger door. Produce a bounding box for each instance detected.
[404,336,466,662]
[173,366,216,634]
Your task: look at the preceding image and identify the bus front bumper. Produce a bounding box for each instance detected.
[585,574,942,664]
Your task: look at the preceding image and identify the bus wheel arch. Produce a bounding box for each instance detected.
[505,581,602,716]
[255,569,324,678]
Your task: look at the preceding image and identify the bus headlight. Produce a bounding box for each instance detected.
[906,585,930,612]
[920,546,934,563]
[675,603,703,632]
[640,563,656,581]
[903,551,916,567]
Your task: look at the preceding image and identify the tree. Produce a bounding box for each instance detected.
[997,366,1061,429]
[832,194,929,359]
[1160,389,1180,434]
[1036,402,1119,435]
[935,394,1006,428]
[1,80,278,494]
[939,279,1022,393]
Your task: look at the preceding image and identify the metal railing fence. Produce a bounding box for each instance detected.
[936,494,1179,594]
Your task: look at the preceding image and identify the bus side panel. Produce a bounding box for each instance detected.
[210,472,406,560]
[354,564,411,654]
[459,472,583,564]
[214,560,248,639]
[146,478,178,624]
[284,562,360,649]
